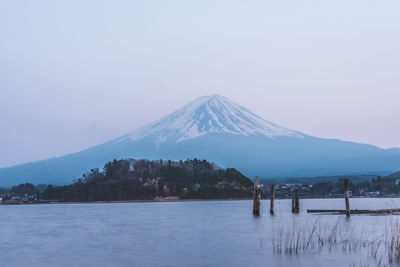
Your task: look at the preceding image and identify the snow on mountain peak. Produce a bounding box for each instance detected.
[123,95,304,143]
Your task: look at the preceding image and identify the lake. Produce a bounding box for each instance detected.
[1,198,400,267]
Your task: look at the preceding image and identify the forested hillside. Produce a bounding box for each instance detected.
[41,158,253,201]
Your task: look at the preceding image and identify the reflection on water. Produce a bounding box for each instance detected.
[1,198,400,267]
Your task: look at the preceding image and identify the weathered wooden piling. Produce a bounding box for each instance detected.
[344,178,350,217]
[291,195,295,213]
[292,190,299,213]
[254,188,261,216]
[253,176,258,196]
[253,176,260,216]
[270,184,275,215]
[294,190,299,213]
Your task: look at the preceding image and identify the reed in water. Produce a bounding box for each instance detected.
[272,217,400,266]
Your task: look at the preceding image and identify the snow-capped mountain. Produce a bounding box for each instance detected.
[120,95,303,144]
[0,95,400,186]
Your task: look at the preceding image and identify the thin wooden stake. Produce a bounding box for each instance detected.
[253,176,260,216]
[292,195,295,213]
[270,184,275,215]
[344,179,350,217]
[294,190,299,213]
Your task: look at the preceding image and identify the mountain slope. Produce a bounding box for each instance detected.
[119,95,304,143]
[1,95,399,186]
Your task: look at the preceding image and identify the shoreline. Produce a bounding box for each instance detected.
[0,198,253,205]
[1,196,399,206]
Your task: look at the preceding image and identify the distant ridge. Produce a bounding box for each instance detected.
[386,171,400,180]
[1,95,400,186]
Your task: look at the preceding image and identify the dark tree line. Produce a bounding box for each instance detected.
[41,158,253,201]
[309,176,400,195]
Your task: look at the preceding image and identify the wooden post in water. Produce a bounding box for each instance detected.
[294,190,299,213]
[344,179,350,217]
[253,176,260,216]
[291,195,295,213]
[270,184,275,215]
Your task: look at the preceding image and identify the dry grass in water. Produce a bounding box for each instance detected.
[272,217,400,266]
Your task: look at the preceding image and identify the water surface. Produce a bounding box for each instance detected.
[1,198,399,266]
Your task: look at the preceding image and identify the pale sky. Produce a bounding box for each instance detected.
[1,0,400,168]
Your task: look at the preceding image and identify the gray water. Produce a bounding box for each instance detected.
[1,198,400,267]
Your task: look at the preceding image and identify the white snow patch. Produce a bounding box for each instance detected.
[123,95,304,144]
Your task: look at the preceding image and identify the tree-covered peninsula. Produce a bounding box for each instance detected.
[41,158,253,202]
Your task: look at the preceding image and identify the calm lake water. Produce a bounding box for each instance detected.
[1,198,400,267]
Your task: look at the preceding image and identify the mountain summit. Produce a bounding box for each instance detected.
[121,95,303,144]
[1,95,400,186]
